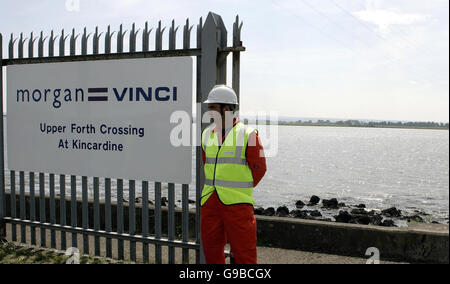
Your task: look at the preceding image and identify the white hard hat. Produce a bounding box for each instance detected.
[204,85,239,105]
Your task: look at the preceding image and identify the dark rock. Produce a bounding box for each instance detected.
[381,207,402,218]
[338,203,346,208]
[254,207,264,215]
[295,200,306,209]
[309,210,322,217]
[135,197,154,205]
[322,198,339,209]
[263,207,275,216]
[276,206,290,217]
[356,204,366,209]
[354,215,371,225]
[178,199,197,204]
[308,195,320,206]
[380,219,396,227]
[351,208,368,215]
[334,211,353,223]
[407,215,424,223]
[370,214,383,226]
[291,210,308,219]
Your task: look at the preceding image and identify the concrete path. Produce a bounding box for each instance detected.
[3,224,405,264]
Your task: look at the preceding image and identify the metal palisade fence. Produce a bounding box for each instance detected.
[0,12,244,264]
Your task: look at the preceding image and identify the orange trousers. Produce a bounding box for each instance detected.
[201,191,257,264]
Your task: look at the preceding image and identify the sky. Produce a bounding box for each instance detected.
[1,0,449,122]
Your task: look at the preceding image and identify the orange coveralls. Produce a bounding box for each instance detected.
[201,118,267,264]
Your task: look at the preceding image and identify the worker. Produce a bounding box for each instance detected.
[201,85,267,264]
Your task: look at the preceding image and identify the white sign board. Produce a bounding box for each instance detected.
[7,57,193,184]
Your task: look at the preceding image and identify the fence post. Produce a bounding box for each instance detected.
[232,16,243,110]
[198,12,228,264]
[0,33,6,241]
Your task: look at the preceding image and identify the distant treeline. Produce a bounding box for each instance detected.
[244,119,449,130]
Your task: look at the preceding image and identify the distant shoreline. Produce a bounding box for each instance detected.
[246,121,449,131]
[275,123,450,131]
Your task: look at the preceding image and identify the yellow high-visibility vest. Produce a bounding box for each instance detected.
[201,122,256,206]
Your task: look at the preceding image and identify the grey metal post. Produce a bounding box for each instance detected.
[20,172,25,243]
[154,20,165,264]
[168,183,175,264]
[117,179,124,260]
[8,34,17,59]
[23,34,37,245]
[71,175,77,248]
[233,16,243,110]
[201,11,228,125]
[38,32,47,58]
[168,19,178,264]
[197,12,228,264]
[105,178,112,258]
[105,26,114,54]
[93,177,100,256]
[49,173,56,249]
[81,27,91,56]
[93,27,101,55]
[80,33,89,255]
[48,31,56,57]
[10,171,16,242]
[155,21,165,51]
[141,181,149,262]
[154,181,162,264]
[70,29,78,56]
[30,172,36,245]
[182,18,193,264]
[18,33,26,59]
[82,176,89,254]
[59,29,68,57]
[142,22,152,52]
[28,32,36,58]
[169,20,178,51]
[129,23,139,53]
[60,175,66,250]
[116,24,126,260]
[39,172,46,247]
[0,33,5,241]
[195,16,203,264]
[117,24,126,54]
[129,180,136,261]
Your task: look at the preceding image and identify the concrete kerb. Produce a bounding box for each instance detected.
[256,215,449,264]
[3,192,449,264]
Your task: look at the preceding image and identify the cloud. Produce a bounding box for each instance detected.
[353,9,430,34]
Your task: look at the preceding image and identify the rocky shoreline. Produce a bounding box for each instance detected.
[253,195,447,227]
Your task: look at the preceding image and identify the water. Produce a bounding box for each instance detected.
[255,125,449,223]
[3,116,449,223]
